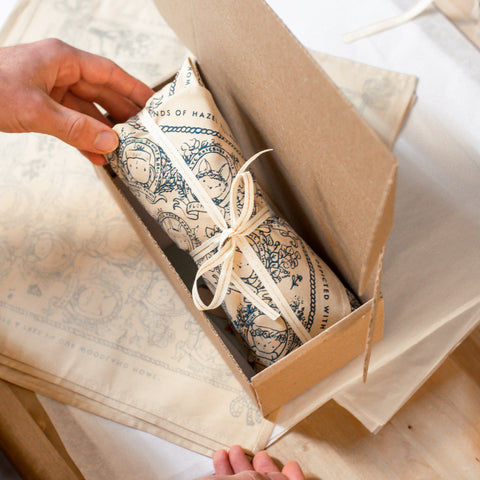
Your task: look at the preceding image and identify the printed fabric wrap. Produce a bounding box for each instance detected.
[106,58,358,367]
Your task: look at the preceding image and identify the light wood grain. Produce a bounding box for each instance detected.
[267,326,480,480]
[0,380,84,480]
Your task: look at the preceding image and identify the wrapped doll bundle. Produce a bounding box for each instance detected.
[106,58,359,367]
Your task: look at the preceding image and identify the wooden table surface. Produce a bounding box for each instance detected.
[268,326,480,480]
[0,330,478,480]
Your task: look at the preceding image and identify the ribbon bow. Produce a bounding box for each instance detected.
[138,109,312,343]
[191,150,280,320]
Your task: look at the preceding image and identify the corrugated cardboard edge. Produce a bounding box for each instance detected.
[359,164,398,298]
[251,299,384,415]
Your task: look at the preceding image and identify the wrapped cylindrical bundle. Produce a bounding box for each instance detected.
[106,58,358,367]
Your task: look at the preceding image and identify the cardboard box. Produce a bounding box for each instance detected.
[98,0,397,416]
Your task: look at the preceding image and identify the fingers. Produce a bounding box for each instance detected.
[80,150,109,166]
[196,474,287,480]
[265,474,289,480]
[212,447,303,480]
[252,451,281,473]
[228,445,254,473]
[48,39,154,108]
[282,461,305,480]
[76,52,154,108]
[29,38,152,125]
[214,445,254,474]
[22,91,118,161]
[69,79,142,122]
[253,451,299,480]
[0,39,149,167]
[213,449,234,475]
[61,90,113,126]
[34,89,113,165]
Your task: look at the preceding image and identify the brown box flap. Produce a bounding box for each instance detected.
[251,298,384,415]
[153,0,397,298]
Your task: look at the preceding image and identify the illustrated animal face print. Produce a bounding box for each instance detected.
[197,159,230,204]
[127,152,154,184]
[250,325,287,363]
[198,175,228,197]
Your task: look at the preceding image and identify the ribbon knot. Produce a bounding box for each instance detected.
[217,227,235,249]
[191,150,276,316]
[138,108,312,343]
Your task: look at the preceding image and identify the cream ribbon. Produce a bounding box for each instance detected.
[343,0,434,43]
[189,152,276,313]
[138,109,312,344]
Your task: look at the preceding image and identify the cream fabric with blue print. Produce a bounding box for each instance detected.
[107,58,357,368]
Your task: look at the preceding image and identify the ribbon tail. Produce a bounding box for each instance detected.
[343,0,434,43]
[192,246,235,311]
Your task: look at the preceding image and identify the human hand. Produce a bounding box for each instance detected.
[196,445,305,480]
[0,38,154,165]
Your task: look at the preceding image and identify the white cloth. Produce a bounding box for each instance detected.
[267,0,480,438]
[39,396,214,480]
[40,0,480,459]
[0,1,213,477]
[2,0,478,477]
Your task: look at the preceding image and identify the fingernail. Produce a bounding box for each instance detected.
[94,131,118,152]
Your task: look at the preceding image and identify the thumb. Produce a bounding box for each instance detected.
[38,94,119,156]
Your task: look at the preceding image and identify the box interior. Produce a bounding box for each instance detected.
[102,160,384,415]
[105,165,259,377]
[100,0,398,414]
[153,0,398,300]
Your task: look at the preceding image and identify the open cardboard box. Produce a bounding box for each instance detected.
[97,0,397,417]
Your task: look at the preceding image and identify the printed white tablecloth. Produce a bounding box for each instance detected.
[0,1,478,478]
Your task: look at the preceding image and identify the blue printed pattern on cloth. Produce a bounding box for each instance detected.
[107,58,357,367]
